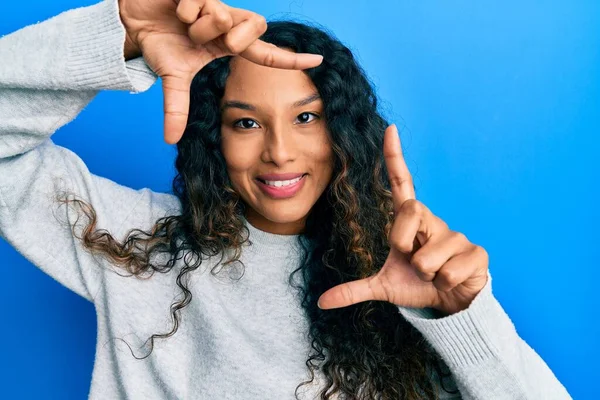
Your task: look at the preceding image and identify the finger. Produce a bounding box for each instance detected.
[387,199,423,255]
[411,230,472,283]
[216,5,323,69]
[161,74,193,144]
[215,7,268,55]
[191,5,322,69]
[431,245,483,293]
[188,1,233,45]
[176,0,207,24]
[383,124,415,213]
[317,275,386,310]
[388,199,446,256]
[239,39,323,70]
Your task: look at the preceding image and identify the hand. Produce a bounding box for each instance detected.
[118,0,324,144]
[317,125,489,316]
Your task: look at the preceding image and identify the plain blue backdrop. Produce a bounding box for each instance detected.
[1,0,597,398]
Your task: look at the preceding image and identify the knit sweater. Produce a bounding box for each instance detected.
[0,0,572,398]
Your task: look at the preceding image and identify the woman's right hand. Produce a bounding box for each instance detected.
[118,0,324,144]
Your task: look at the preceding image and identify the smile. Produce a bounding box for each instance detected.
[262,176,303,187]
[255,174,307,199]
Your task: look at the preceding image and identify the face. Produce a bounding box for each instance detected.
[220,53,334,235]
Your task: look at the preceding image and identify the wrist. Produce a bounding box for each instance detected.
[118,0,142,61]
[124,30,142,61]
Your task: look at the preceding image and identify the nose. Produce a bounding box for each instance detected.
[261,123,297,166]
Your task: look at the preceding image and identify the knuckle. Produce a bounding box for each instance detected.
[390,236,412,254]
[410,254,428,272]
[452,230,468,243]
[214,11,233,30]
[165,110,189,118]
[389,175,413,191]
[223,35,243,54]
[254,14,267,34]
[175,3,194,24]
[343,284,354,305]
[475,245,489,260]
[437,218,449,231]
[400,199,421,216]
[388,176,404,187]
[263,49,276,67]
[439,268,457,285]
[176,9,189,23]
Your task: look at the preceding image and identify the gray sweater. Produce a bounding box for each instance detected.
[0,0,572,398]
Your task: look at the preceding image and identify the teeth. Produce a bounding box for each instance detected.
[264,176,302,187]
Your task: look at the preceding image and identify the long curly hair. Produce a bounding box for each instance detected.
[57,20,459,400]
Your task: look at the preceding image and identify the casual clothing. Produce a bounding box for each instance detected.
[0,0,572,398]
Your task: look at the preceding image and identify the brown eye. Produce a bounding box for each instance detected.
[295,112,319,124]
[234,118,260,129]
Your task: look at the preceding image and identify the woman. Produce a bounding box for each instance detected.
[0,0,571,399]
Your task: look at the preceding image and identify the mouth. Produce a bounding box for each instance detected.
[255,173,308,186]
[255,173,308,199]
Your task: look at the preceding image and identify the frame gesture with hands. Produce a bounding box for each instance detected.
[317,124,490,316]
[119,0,324,144]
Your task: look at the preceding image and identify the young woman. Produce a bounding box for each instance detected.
[0,0,572,399]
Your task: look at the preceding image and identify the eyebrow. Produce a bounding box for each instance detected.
[220,93,321,113]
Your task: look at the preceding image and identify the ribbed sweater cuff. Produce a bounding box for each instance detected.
[397,271,516,368]
[66,0,157,92]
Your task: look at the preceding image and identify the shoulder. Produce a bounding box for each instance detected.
[124,188,182,231]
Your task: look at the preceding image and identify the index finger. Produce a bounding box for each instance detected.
[221,5,323,70]
[383,124,416,212]
[239,39,323,70]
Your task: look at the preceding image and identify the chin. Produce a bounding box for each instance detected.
[258,202,311,224]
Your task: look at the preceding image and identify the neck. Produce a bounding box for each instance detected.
[244,207,306,235]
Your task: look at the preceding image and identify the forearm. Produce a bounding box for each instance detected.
[398,272,572,399]
[0,0,157,159]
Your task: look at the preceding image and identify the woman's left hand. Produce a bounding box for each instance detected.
[317,124,489,316]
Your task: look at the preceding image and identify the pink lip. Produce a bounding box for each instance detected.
[255,174,307,199]
[256,172,305,181]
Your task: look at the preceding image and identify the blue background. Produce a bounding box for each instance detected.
[1,0,597,398]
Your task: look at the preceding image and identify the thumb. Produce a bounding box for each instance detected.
[318,275,386,310]
[161,74,192,144]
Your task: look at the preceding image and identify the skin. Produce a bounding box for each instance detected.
[317,125,490,316]
[121,0,490,316]
[220,53,334,235]
[119,0,324,144]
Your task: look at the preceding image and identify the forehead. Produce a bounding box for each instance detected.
[223,56,318,105]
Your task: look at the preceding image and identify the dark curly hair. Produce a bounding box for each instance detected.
[57,20,459,400]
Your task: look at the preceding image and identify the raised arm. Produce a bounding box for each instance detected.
[316,125,572,399]
[0,0,160,302]
[0,0,325,303]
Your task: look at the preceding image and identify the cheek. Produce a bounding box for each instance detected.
[307,135,334,176]
[220,136,259,197]
[221,135,258,176]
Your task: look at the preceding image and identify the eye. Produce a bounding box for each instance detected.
[233,112,319,130]
[295,112,319,124]
[233,118,260,130]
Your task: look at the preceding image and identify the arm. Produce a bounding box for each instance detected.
[397,271,572,400]
[0,0,160,302]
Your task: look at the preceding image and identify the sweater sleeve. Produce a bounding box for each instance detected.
[0,0,160,303]
[397,270,572,399]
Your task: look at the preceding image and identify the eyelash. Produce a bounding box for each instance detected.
[233,112,320,130]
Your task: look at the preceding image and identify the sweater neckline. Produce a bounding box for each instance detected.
[241,215,301,248]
